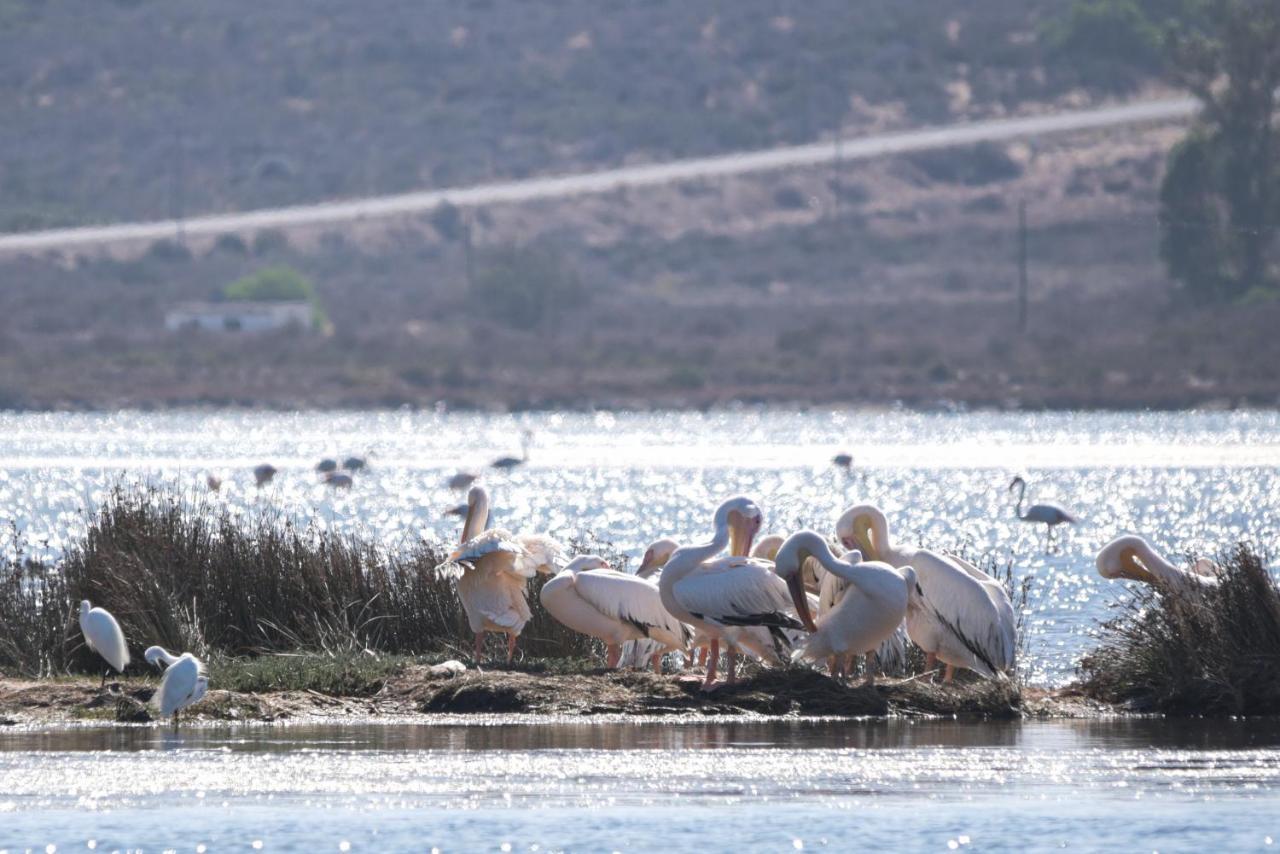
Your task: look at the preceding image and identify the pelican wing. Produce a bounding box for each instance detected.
[945,553,1017,671]
[915,550,1010,677]
[513,533,564,577]
[574,570,691,649]
[453,530,523,564]
[673,558,804,634]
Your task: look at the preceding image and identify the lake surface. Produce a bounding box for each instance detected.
[2,719,1279,852]
[1,408,1278,685]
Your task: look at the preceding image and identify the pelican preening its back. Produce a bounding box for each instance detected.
[144,646,208,725]
[658,497,813,689]
[1097,534,1219,593]
[79,600,130,687]
[447,486,563,662]
[838,504,1015,681]
[774,531,912,684]
[540,555,691,672]
[1009,476,1077,545]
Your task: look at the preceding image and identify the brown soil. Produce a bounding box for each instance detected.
[0,667,1108,726]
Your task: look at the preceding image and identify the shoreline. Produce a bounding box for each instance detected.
[0,667,1111,728]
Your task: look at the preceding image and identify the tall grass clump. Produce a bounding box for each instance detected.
[0,487,594,677]
[1080,545,1280,715]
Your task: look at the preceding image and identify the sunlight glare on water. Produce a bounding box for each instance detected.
[1,408,1278,686]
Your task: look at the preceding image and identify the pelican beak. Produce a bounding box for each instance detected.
[637,549,655,576]
[447,549,463,562]
[787,570,818,633]
[728,510,747,557]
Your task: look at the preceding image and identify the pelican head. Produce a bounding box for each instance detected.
[637,538,679,578]
[751,534,785,562]
[1009,476,1026,493]
[835,504,888,560]
[901,565,924,613]
[771,531,827,632]
[565,555,610,573]
[1096,534,1161,585]
[715,496,763,557]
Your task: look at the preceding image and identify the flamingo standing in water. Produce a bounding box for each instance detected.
[838,505,1014,682]
[540,555,690,672]
[1009,476,1077,549]
[658,497,814,690]
[491,431,532,471]
[446,486,563,662]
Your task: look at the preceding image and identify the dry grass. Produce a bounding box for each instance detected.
[1079,545,1280,715]
[0,487,594,677]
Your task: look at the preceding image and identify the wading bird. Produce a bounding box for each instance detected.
[658,497,814,690]
[448,471,478,491]
[636,539,680,580]
[832,453,853,471]
[838,505,1014,682]
[491,431,532,471]
[79,600,129,688]
[316,458,338,474]
[774,531,913,684]
[1009,476,1077,548]
[253,463,277,487]
[144,646,208,726]
[447,486,563,662]
[342,455,367,472]
[541,555,690,672]
[323,471,353,489]
[205,473,222,492]
[1096,534,1219,594]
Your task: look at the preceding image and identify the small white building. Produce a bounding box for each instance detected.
[164,301,313,333]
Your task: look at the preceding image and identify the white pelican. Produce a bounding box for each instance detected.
[79,600,129,687]
[816,557,910,679]
[658,496,814,689]
[491,430,531,471]
[636,538,679,580]
[144,646,208,726]
[838,505,1014,681]
[1009,476,1077,546]
[447,486,563,662]
[751,534,785,561]
[1097,534,1219,594]
[253,463,277,487]
[774,531,912,684]
[541,555,690,672]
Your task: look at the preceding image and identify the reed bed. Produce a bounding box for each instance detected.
[0,487,595,677]
[1080,545,1280,715]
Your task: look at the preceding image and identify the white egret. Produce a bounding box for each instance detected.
[79,600,129,687]
[144,646,208,726]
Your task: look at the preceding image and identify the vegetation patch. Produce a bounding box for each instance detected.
[1080,545,1280,715]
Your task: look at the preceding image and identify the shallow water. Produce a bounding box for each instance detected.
[1,719,1279,851]
[1,408,1278,685]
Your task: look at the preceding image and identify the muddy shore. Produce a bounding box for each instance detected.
[0,666,1109,727]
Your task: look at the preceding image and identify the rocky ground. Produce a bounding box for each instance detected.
[0,666,1109,727]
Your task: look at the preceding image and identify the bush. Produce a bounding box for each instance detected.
[224,265,315,302]
[0,487,596,676]
[1080,544,1280,714]
[904,143,1022,186]
[1041,0,1162,91]
[470,244,587,328]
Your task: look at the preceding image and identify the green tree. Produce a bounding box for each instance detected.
[223,266,327,328]
[1156,1,1280,302]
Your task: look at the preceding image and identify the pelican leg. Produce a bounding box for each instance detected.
[701,639,720,690]
[925,652,938,681]
[99,669,108,690]
[725,648,738,686]
[651,653,664,675]
[844,653,856,681]
[172,709,180,730]
[862,653,876,686]
[828,656,839,678]
[944,664,956,684]
[697,646,709,669]
[505,633,517,663]
[605,643,622,669]
[473,632,485,663]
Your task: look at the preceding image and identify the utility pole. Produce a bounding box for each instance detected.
[172,127,186,244]
[463,210,474,292]
[1017,200,1028,334]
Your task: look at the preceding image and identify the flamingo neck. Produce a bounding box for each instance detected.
[1014,481,1027,519]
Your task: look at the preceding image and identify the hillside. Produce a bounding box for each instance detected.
[3,0,1146,232]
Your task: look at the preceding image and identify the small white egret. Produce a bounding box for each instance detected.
[144,646,208,726]
[79,600,129,687]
